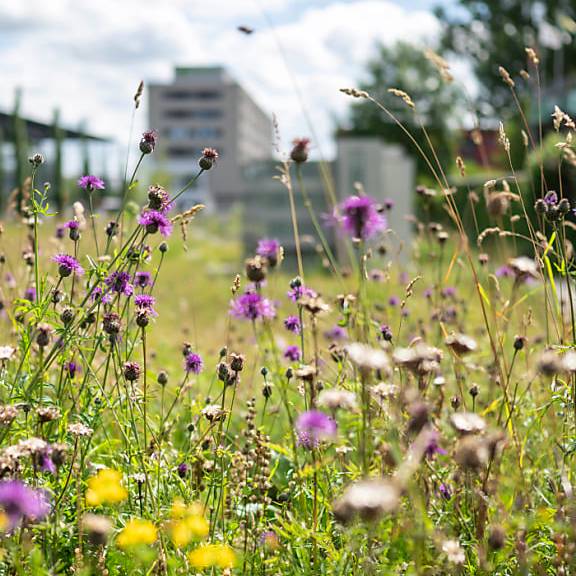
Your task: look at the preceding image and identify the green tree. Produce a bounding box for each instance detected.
[435,0,576,116]
[343,41,462,178]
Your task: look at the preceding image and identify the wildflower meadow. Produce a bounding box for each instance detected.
[1,45,576,576]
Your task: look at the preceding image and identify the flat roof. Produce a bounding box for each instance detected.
[0,111,109,142]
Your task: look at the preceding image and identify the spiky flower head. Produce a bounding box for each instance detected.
[138,210,172,237]
[78,175,105,192]
[338,195,387,240]
[52,254,84,278]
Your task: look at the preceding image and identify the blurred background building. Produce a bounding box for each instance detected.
[148,66,272,210]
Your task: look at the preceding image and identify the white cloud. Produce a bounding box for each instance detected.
[0,0,441,169]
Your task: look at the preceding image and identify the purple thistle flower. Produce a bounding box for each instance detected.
[496,265,513,278]
[424,287,433,299]
[52,254,84,278]
[383,198,395,210]
[296,410,337,449]
[66,361,79,379]
[284,315,301,334]
[91,286,113,305]
[134,294,157,317]
[380,324,393,342]
[78,175,105,191]
[441,286,457,299]
[177,462,190,478]
[230,290,276,321]
[324,325,348,341]
[64,219,80,241]
[138,210,172,237]
[257,239,281,266]
[24,287,36,302]
[39,449,56,474]
[388,295,400,307]
[64,220,79,231]
[55,225,65,240]
[287,285,317,303]
[422,430,447,459]
[439,483,452,500]
[184,352,203,374]
[0,480,49,529]
[544,190,558,206]
[104,271,133,296]
[338,195,387,240]
[140,129,158,154]
[134,271,152,289]
[284,345,301,362]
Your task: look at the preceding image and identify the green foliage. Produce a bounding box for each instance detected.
[435,0,576,117]
[345,41,463,177]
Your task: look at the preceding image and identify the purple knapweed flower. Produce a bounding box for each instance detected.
[134,294,157,317]
[284,315,301,334]
[55,225,65,240]
[78,175,105,191]
[24,287,36,302]
[422,430,447,459]
[52,254,84,278]
[105,271,133,296]
[324,325,348,341]
[184,352,203,375]
[287,285,317,303]
[338,195,387,240]
[0,480,49,529]
[424,287,433,299]
[495,265,513,279]
[230,290,276,321]
[91,286,113,305]
[140,129,158,154]
[388,295,400,307]
[439,483,452,500]
[296,410,337,449]
[284,345,301,362]
[177,463,190,478]
[380,324,393,342]
[138,210,172,237]
[134,271,152,289]
[544,190,558,206]
[383,198,395,210]
[257,239,281,266]
[441,286,457,299]
[66,361,79,379]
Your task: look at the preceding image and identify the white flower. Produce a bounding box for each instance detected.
[0,346,15,361]
[346,343,390,372]
[450,412,486,434]
[442,539,465,564]
[317,389,357,411]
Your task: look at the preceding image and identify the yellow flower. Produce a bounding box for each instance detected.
[0,512,8,532]
[86,469,128,507]
[169,499,209,547]
[117,519,157,549]
[188,544,236,569]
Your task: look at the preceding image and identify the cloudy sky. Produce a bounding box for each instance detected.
[0,0,453,164]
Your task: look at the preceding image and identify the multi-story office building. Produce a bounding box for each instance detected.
[148,66,272,210]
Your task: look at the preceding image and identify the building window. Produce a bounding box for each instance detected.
[165,126,223,140]
[164,109,223,120]
[164,90,221,100]
[167,146,202,158]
